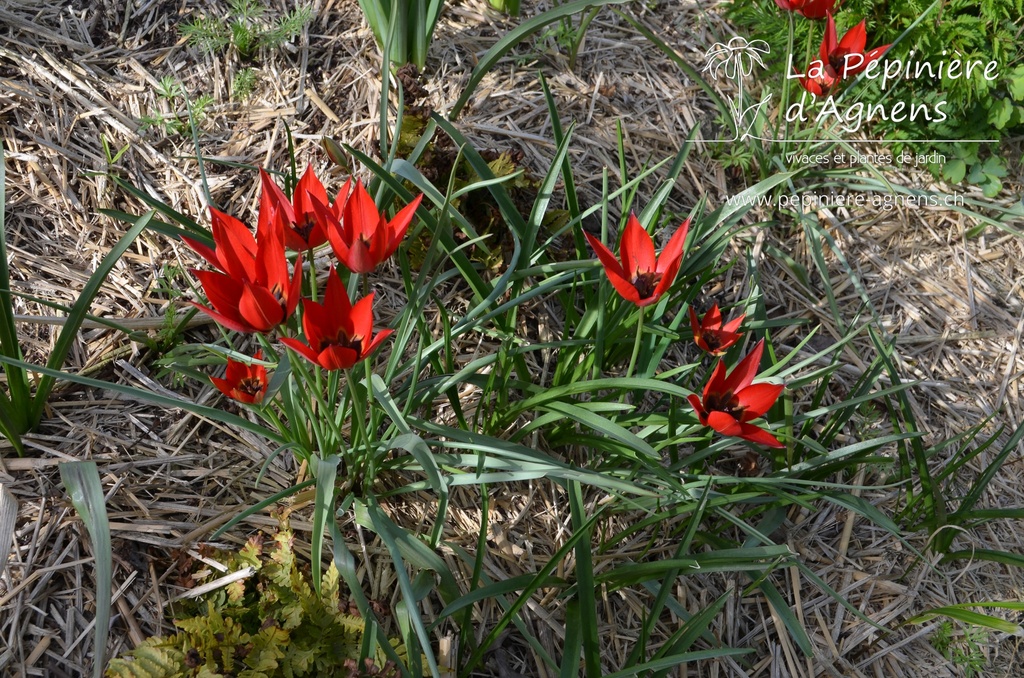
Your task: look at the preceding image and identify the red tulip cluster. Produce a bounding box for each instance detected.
[688,303,783,447]
[774,0,890,98]
[185,167,422,401]
[688,339,784,448]
[586,215,784,448]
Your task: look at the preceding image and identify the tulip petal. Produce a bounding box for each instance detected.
[188,301,257,334]
[737,382,784,420]
[260,169,297,233]
[655,218,689,276]
[689,306,702,339]
[821,12,837,63]
[702,304,722,330]
[584,232,626,280]
[238,283,284,332]
[323,267,353,316]
[317,345,361,371]
[722,314,745,334]
[707,410,744,437]
[293,166,330,220]
[798,0,836,20]
[193,269,244,313]
[209,208,257,280]
[384,193,423,257]
[254,221,288,289]
[607,272,646,305]
[585,232,642,304]
[344,238,378,274]
[737,422,784,448]
[620,214,657,278]
[181,235,222,272]
[722,339,765,394]
[209,376,239,400]
[280,337,323,366]
[223,358,250,384]
[863,44,890,67]
[345,181,385,244]
[360,328,394,360]
[687,394,709,425]
[349,293,376,341]
[703,359,729,401]
[838,20,867,56]
[300,298,330,351]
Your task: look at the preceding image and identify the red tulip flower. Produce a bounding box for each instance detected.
[260,167,348,251]
[798,13,890,97]
[183,208,302,334]
[688,339,785,448]
[211,351,269,404]
[690,304,744,355]
[773,0,837,19]
[584,214,690,307]
[326,181,423,274]
[280,268,393,371]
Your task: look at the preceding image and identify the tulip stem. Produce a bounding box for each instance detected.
[306,248,317,302]
[346,369,372,488]
[625,307,645,382]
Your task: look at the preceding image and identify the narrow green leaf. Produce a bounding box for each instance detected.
[0,143,30,445]
[568,481,601,678]
[942,549,1024,569]
[59,462,112,678]
[363,499,442,677]
[311,455,339,594]
[906,606,1022,634]
[31,211,154,427]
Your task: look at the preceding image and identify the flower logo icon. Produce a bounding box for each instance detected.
[703,37,771,80]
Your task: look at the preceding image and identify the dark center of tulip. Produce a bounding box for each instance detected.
[705,390,745,420]
[271,283,287,307]
[236,377,265,398]
[632,271,663,300]
[293,216,316,244]
[323,331,364,357]
[703,332,722,352]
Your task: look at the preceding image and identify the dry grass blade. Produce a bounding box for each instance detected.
[0,483,16,575]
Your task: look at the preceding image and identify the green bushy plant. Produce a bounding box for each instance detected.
[930,620,988,677]
[106,522,404,677]
[139,77,214,137]
[181,0,312,62]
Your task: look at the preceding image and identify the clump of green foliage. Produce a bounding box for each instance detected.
[181,0,312,62]
[139,77,214,137]
[726,0,1023,195]
[232,67,261,101]
[105,523,402,677]
[930,620,989,677]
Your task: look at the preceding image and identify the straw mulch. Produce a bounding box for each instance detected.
[1,0,1023,675]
